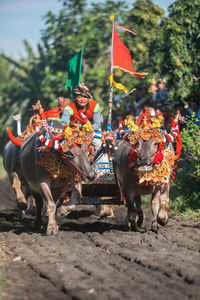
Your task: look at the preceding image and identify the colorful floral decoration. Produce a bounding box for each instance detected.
[30,102,95,179]
[37,148,76,179]
[82,121,93,133]
[150,114,164,129]
[102,130,117,157]
[137,145,176,185]
[120,107,182,186]
[63,125,72,139]
[124,116,138,132]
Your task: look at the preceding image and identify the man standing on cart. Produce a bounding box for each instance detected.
[60,83,101,132]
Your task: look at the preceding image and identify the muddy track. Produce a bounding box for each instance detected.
[0,177,200,300]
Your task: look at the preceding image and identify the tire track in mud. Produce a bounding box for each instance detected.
[0,177,200,300]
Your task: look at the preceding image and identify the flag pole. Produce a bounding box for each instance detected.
[107,15,115,131]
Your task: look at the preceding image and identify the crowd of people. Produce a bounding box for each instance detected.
[149,78,200,129]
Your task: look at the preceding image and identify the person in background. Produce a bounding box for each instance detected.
[58,96,70,116]
[190,98,200,125]
[152,78,168,110]
[173,100,191,130]
[150,83,158,105]
[134,89,149,116]
[61,83,101,131]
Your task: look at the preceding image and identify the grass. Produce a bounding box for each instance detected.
[0,156,6,179]
[142,188,200,221]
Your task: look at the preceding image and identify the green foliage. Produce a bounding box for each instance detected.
[0,155,7,178]
[181,115,200,177]
[170,116,200,220]
[160,0,200,102]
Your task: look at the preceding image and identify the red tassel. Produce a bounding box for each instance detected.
[153,142,164,164]
[153,151,164,164]
[128,146,137,166]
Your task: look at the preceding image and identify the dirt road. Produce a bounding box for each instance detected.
[0,177,200,300]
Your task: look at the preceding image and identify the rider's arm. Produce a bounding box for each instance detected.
[92,103,101,131]
[60,106,73,125]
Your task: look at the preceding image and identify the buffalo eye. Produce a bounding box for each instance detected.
[135,141,140,148]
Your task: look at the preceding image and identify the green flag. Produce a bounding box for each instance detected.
[65,48,83,97]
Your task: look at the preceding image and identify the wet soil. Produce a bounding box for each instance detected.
[0,177,200,300]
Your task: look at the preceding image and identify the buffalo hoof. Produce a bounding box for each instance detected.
[157,216,168,226]
[57,205,75,217]
[17,200,28,211]
[137,209,144,226]
[128,223,146,233]
[151,222,159,233]
[46,224,59,235]
[157,205,169,226]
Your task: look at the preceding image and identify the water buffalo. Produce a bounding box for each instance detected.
[3,140,30,211]
[113,137,172,232]
[19,124,96,235]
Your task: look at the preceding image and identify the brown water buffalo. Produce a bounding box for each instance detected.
[113,138,171,232]
[19,124,96,235]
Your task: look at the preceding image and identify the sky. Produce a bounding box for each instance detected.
[0,0,175,59]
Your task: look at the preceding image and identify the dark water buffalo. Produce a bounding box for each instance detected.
[3,141,30,211]
[113,138,171,232]
[19,125,96,235]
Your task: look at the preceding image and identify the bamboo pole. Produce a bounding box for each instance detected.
[107,15,115,131]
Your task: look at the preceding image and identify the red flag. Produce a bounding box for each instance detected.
[113,29,147,77]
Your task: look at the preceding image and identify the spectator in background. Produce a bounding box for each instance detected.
[150,83,158,105]
[152,78,168,110]
[173,100,191,118]
[58,96,70,117]
[190,98,200,125]
[173,100,191,130]
[134,89,149,116]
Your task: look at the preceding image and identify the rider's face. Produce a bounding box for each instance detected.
[76,96,89,107]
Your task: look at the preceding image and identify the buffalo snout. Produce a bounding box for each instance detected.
[137,154,152,166]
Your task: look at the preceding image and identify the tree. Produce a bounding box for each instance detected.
[160,0,200,102]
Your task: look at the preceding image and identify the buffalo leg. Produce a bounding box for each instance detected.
[151,188,161,232]
[12,172,27,210]
[99,205,115,218]
[32,193,43,230]
[134,195,144,228]
[40,182,58,235]
[126,194,140,231]
[157,183,170,226]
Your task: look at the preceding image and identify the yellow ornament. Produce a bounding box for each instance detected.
[63,125,72,139]
[150,115,163,129]
[110,16,114,21]
[143,117,147,126]
[124,118,138,132]
[82,121,93,133]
